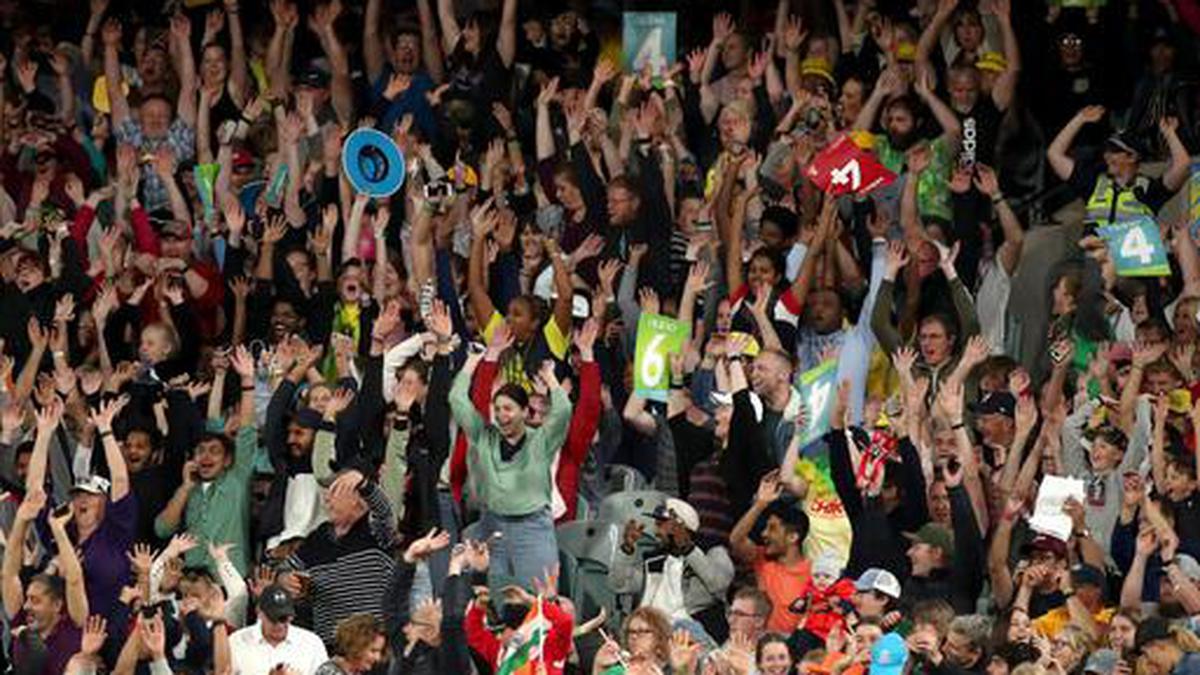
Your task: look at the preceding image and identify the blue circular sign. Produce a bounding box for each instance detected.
[342,128,406,197]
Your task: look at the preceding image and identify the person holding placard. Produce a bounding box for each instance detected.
[1048,108,1190,228]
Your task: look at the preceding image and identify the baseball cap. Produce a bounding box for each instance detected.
[1022,534,1069,559]
[297,67,331,89]
[1105,131,1142,158]
[710,391,734,408]
[1174,554,1200,580]
[648,497,700,532]
[976,51,1008,73]
[1084,649,1119,675]
[904,523,954,559]
[1070,563,1106,590]
[969,391,1016,418]
[71,475,112,496]
[870,632,909,675]
[258,584,296,622]
[812,550,843,579]
[1135,616,1172,654]
[855,568,902,600]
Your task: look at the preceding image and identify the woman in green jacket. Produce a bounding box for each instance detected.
[449,352,572,590]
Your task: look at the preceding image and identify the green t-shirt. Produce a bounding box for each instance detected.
[875,135,953,222]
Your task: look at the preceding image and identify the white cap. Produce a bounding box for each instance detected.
[650,497,701,532]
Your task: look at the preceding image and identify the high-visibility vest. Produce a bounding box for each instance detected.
[1085,174,1154,226]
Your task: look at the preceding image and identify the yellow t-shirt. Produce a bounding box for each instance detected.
[1033,605,1115,638]
[482,311,570,390]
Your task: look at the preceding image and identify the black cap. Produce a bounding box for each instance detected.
[1134,617,1172,654]
[1105,131,1142,158]
[1070,563,1106,591]
[258,584,296,622]
[297,67,331,89]
[969,392,1016,418]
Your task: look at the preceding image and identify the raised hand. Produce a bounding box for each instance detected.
[404,527,452,563]
[1077,105,1105,124]
[127,543,155,575]
[756,469,783,504]
[80,616,108,656]
[324,387,355,420]
[229,344,255,380]
[89,394,129,432]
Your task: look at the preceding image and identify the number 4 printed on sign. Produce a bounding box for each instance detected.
[1120,226,1155,265]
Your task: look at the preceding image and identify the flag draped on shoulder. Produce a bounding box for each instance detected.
[496,597,551,675]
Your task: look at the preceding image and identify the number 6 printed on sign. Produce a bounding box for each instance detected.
[633,314,691,402]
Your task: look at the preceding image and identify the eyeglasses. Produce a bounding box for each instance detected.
[727,609,761,620]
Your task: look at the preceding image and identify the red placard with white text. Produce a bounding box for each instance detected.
[803,135,896,196]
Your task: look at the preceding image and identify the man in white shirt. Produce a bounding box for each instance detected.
[229,585,328,675]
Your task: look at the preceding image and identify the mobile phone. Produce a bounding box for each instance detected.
[140,605,158,619]
[1049,343,1066,364]
[468,342,486,355]
[52,503,71,519]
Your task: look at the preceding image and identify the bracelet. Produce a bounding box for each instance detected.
[991,193,1005,204]
[98,430,113,440]
[241,385,255,392]
[950,421,965,430]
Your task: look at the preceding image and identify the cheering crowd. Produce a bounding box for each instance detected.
[0,0,1199,672]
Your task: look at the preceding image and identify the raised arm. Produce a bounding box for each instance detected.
[853,68,902,131]
[49,504,90,626]
[91,396,131,501]
[169,14,199,128]
[101,19,131,127]
[496,0,517,68]
[363,0,387,84]
[437,0,462,57]
[309,0,354,125]
[1158,116,1191,192]
[416,0,444,84]
[224,0,251,105]
[467,200,499,329]
[2,491,43,619]
[915,0,955,72]
[989,0,1020,110]
[26,398,64,494]
[913,69,960,141]
[1047,106,1105,181]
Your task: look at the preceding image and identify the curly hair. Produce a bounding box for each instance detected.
[334,613,386,660]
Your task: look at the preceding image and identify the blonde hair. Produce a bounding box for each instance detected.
[624,606,672,665]
[334,614,386,660]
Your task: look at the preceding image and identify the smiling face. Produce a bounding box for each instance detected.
[71,491,107,533]
[554,173,585,213]
[194,437,232,481]
[625,616,659,660]
[758,641,792,675]
[139,324,174,365]
[201,44,228,87]
[24,579,63,631]
[492,393,527,438]
[139,97,173,140]
[761,514,797,559]
[337,263,365,304]
[392,32,420,74]
[122,430,154,472]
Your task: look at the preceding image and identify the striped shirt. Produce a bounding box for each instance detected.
[285,483,397,644]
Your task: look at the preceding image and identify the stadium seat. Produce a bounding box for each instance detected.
[596,490,668,531]
[604,463,648,494]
